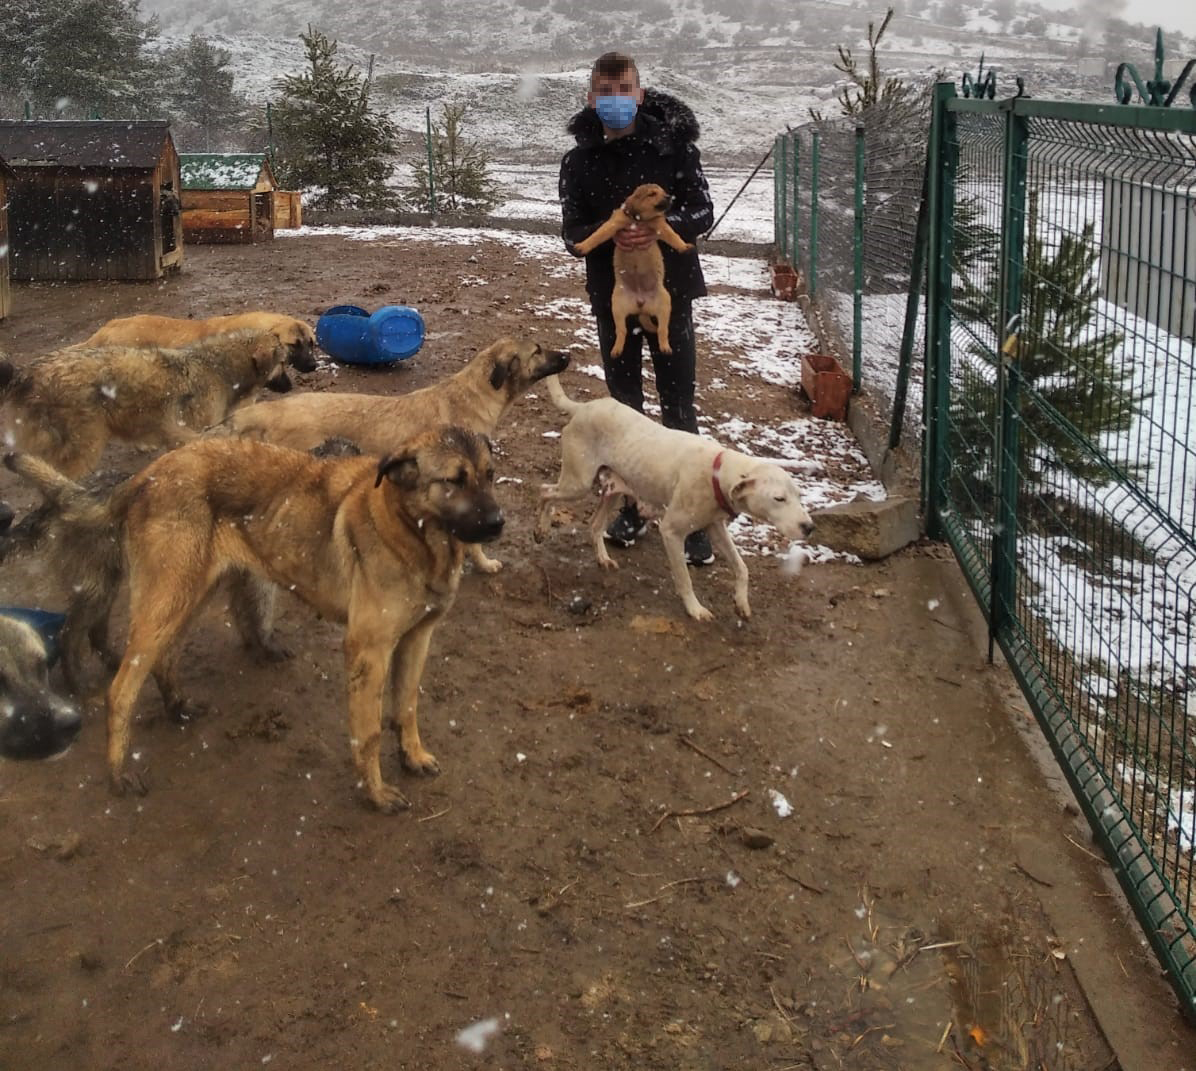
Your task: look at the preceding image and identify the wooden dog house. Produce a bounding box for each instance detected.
[0,120,183,282]
[180,153,281,244]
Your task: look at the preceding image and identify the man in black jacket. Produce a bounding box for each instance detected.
[559,50,716,566]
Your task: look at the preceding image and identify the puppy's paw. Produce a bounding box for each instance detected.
[686,603,714,623]
[472,553,503,575]
[369,782,412,814]
[735,601,752,620]
[682,242,695,252]
[401,746,441,777]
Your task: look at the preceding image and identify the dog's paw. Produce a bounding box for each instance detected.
[166,699,211,725]
[110,769,149,798]
[598,556,619,571]
[248,638,294,663]
[686,603,714,623]
[735,601,752,620]
[369,782,412,814]
[472,554,503,575]
[401,747,441,776]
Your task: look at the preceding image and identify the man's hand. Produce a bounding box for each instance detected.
[613,224,657,252]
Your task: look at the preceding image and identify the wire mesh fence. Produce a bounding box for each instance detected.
[774,82,933,436]
[927,84,1196,1019]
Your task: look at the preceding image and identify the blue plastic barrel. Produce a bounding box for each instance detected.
[315,304,426,366]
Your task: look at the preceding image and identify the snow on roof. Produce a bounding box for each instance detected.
[180,153,271,190]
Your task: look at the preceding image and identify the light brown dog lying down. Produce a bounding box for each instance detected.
[535,376,816,622]
[0,331,307,478]
[222,337,570,572]
[81,311,319,372]
[5,426,503,812]
[571,182,693,356]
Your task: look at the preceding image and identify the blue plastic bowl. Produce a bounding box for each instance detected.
[316,304,426,366]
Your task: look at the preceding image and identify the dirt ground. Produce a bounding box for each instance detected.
[0,234,1188,1070]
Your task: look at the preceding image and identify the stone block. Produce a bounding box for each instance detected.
[810,495,921,561]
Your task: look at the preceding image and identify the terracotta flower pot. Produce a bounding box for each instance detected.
[800,353,852,422]
[770,262,799,301]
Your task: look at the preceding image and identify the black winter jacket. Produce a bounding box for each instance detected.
[559,89,714,305]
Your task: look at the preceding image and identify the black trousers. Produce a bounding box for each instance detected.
[593,298,699,434]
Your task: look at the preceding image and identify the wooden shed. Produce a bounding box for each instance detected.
[180,153,279,244]
[0,120,183,282]
[273,189,303,230]
[0,156,12,320]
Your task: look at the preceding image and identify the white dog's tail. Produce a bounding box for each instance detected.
[543,374,584,416]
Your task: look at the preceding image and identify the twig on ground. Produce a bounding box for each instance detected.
[849,1023,895,1050]
[124,937,164,971]
[678,733,737,775]
[650,789,750,833]
[936,1020,953,1053]
[417,805,451,823]
[779,868,825,895]
[625,875,712,909]
[1064,833,1104,863]
[769,984,795,1023]
[1012,861,1053,887]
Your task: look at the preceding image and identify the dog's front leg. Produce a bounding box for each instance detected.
[661,514,713,622]
[708,522,751,618]
[573,215,629,255]
[389,615,442,776]
[345,626,409,813]
[229,570,291,661]
[653,219,695,254]
[467,542,502,575]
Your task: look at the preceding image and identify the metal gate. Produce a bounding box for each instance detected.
[923,76,1196,1017]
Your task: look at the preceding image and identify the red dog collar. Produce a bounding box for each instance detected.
[711,452,738,518]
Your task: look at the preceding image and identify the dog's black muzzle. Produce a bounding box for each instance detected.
[265,368,294,393]
[1,698,82,761]
[288,340,319,373]
[533,351,571,381]
[450,504,505,544]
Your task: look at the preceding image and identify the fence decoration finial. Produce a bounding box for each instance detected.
[961,53,997,99]
[1114,28,1196,107]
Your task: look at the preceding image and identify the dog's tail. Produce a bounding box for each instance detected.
[543,374,584,416]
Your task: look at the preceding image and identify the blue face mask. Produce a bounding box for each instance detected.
[595,95,638,130]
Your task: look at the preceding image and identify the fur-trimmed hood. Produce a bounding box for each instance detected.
[566,88,700,151]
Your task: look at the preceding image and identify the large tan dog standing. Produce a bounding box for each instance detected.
[224,337,569,572]
[81,311,319,372]
[0,330,314,478]
[535,376,816,622]
[5,426,503,812]
[571,182,693,356]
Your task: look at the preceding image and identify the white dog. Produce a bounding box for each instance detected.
[535,376,816,621]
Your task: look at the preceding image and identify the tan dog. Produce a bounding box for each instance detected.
[535,376,816,622]
[223,337,569,572]
[81,311,318,373]
[0,331,314,478]
[572,183,694,356]
[5,427,503,811]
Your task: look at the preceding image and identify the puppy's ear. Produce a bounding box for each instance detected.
[489,360,508,390]
[375,454,420,490]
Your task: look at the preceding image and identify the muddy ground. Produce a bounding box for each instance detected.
[0,234,1186,1070]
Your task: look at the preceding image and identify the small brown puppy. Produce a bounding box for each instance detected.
[5,427,503,812]
[81,311,319,373]
[572,182,694,357]
[0,331,302,478]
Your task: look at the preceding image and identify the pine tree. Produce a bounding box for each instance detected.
[408,102,500,215]
[162,35,248,152]
[270,27,398,210]
[0,0,159,118]
[954,197,1140,495]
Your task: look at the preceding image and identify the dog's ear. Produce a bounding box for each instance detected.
[489,360,508,390]
[375,453,420,491]
[729,476,756,505]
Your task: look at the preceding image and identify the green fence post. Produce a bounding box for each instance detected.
[889,146,931,451]
[24,100,32,119]
[772,135,781,251]
[791,134,800,279]
[778,134,789,263]
[852,124,865,393]
[989,97,1029,645]
[922,82,958,539]
[809,131,821,298]
[425,106,437,215]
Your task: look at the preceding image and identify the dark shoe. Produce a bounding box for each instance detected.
[685,530,715,567]
[605,503,648,547]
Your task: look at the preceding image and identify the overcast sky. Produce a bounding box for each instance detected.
[1037,0,1196,37]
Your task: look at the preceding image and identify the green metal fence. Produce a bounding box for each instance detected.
[924,77,1196,1018]
[774,85,931,417]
